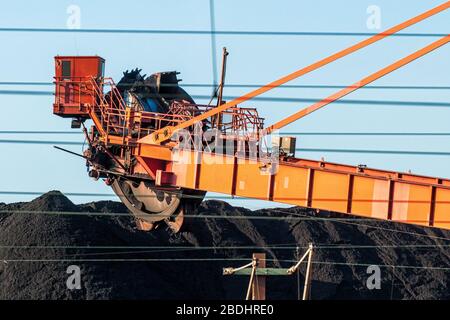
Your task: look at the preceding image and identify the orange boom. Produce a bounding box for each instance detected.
[53,2,450,231]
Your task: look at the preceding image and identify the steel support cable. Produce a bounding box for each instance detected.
[148,2,450,142]
[266,35,450,133]
[139,94,450,108]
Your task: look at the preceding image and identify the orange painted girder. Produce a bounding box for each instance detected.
[148,149,450,230]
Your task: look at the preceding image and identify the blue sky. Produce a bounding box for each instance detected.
[0,0,449,209]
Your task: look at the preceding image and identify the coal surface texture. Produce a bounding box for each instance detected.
[0,191,449,300]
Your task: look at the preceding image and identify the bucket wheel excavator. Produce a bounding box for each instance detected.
[55,63,206,231]
[53,2,450,232]
[110,69,206,231]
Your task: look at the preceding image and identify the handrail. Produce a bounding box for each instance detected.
[55,76,265,143]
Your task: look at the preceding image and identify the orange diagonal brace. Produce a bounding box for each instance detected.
[141,1,450,144]
[266,35,450,133]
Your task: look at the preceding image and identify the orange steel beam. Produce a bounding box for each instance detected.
[266,34,450,133]
[143,1,450,144]
[132,35,450,231]
[152,147,450,230]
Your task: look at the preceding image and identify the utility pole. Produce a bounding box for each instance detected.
[251,253,266,300]
[223,243,314,300]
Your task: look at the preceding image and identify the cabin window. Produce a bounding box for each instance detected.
[98,61,105,77]
[62,60,71,79]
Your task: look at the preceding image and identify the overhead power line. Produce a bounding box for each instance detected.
[59,247,450,266]
[1,256,449,271]
[2,139,450,157]
[2,209,450,224]
[0,257,251,263]
[4,192,450,204]
[0,131,82,135]
[306,260,450,271]
[288,132,450,136]
[2,130,450,136]
[0,90,52,96]
[1,206,449,242]
[295,148,450,156]
[0,27,445,37]
[1,209,450,237]
[2,244,449,250]
[2,89,450,108]
[0,191,232,200]
[275,208,450,242]
[0,209,415,220]
[0,139,83,145]
[202,95,450,107]
[1,81,450,90]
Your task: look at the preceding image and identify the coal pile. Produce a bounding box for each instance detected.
[0,191,449,300]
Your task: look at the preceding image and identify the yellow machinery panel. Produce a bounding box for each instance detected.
[235,158,270,199]
[167,148,450,229]
[197,153,235,194]
[391,183,431,226]
[172,151,197,188]
[273,165,309,205]
[351,177,389,220]
[434,188,450,229]
[311,171,349,213]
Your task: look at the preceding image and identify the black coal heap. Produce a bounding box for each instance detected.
[0,191,449,300]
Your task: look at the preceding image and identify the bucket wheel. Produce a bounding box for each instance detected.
[110,178,205,232]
